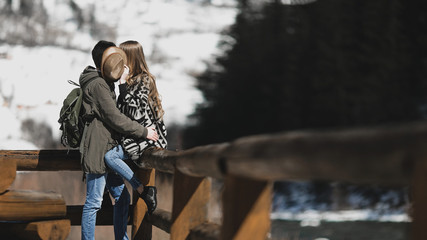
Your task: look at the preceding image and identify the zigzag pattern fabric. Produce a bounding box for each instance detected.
[118,74,168,160]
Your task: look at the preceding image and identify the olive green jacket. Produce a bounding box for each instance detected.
[79,66,147,174]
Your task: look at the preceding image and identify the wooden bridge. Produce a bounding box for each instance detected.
[1,120,427,239]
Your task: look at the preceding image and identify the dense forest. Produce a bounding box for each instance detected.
[183,0,426,210]
[184,0,427,147]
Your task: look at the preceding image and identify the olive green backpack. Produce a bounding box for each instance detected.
[58,80,84,148]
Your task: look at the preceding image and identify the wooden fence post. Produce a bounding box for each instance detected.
[132,168,156,240]
[170,169,211,240]
[0,158,16,193]
[221,174,272,240]
[411,158,427,240]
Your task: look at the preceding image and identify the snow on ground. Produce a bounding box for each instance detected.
[0,45,92,143]
[271,209,410,227]
[0,45,91,107]
[0,0,238,145]
[0,104,37,149]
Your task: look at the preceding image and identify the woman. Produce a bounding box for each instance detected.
[117,40,168,158]
[102,40,167,226]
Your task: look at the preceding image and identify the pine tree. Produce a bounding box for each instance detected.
[184,0,427,148]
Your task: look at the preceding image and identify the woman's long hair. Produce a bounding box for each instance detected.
[119,40,164,120]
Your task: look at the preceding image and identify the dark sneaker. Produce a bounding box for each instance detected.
[139,186,157,214]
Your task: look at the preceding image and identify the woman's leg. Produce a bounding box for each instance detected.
[104,145,142,190]
[105,145,157,214]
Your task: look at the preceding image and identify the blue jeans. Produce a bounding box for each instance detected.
[81,172,130,240]
[82,146,143,240]
[104,145,143,190]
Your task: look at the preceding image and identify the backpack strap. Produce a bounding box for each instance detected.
[79,121,90,155]
[68,80,80,87]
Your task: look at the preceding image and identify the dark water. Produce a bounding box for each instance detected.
[270,220,410,240]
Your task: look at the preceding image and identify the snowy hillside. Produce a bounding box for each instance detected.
[0,0,238,149]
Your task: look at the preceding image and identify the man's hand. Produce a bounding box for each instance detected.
[146,126,159,141]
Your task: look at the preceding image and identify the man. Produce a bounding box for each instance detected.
[79,40,158,240]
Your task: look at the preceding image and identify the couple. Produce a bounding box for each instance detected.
[79,40,167,240]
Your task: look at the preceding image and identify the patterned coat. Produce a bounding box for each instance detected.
[117,73,168,160]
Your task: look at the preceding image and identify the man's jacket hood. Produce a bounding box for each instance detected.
[79,66,101,87]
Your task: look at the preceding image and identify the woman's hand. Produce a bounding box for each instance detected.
[119,65,129,84]
[146,126,159,141]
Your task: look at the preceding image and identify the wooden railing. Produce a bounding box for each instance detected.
[2,120,427,239]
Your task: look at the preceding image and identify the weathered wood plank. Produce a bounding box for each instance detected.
[0,190,66,221]
[145,208,172,234]
[0,150,80,171]
[2,121,426,186]
[221,174,272,240]
[0,158,16,193]
[176,143,229,179]
[137,147,177,173]
[0,219,71,240]
[171,170,211,240]
[133,121,427,185]
[224,121,427,185]
[67,204,172,232]
[188,222,220,240]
